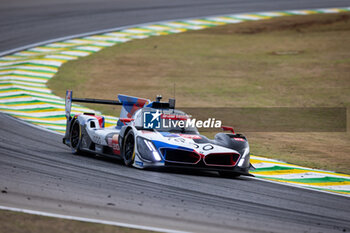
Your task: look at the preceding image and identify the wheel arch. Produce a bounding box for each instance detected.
[121,127,136,166]
[118,126,134,155]
[69,117,83,154]
[64,114,82,145]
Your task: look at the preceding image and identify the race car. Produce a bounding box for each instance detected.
[63,90,253,177]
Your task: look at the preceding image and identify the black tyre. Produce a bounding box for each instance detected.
[218,171,241,178]
[122,130,135,166]
[70,120,82,155]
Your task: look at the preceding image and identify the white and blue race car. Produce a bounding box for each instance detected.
[63,90,253,177]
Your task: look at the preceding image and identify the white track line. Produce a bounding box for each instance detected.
[0,205,189,233]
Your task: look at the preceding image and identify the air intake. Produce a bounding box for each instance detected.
[204,153,240,167]
[160,148,201,164]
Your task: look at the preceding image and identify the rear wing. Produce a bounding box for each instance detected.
[65,90,123,119]
[65,90,150,119]
[65,90,73,119]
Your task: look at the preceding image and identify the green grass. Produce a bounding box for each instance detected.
[49,12,350,173]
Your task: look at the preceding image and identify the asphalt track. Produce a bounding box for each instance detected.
[1,0,350,53]
[1,0,350,232]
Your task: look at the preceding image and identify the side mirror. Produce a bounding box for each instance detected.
[169,98,176,109]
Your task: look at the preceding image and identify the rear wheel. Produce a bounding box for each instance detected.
[219,171,241,178]
[122,130,135,166]
[70,120,82,155]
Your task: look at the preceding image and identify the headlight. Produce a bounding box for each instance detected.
[137,137,162,162]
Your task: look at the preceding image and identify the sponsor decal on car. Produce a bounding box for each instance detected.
[233,138,245,142]
[135,161,144,167]
[179,134,202,139]
[112,134,120,155]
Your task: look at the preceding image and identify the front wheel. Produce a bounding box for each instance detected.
[70,120,82,155]
[218,171,241,178]
[122,130,135,166]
